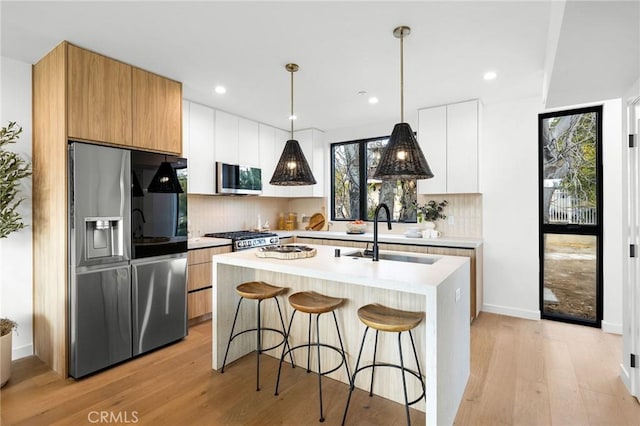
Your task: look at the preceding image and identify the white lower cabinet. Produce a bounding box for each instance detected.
[418,99,479,194]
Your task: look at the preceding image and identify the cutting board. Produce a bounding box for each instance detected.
[306,212,326,231]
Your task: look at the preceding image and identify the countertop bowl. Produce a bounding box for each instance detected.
[346,222,367,234]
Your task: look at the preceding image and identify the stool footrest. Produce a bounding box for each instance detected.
[351,363,426,406]
[283,342,350,378]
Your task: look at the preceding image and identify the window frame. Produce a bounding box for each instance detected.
[330,135,417,222]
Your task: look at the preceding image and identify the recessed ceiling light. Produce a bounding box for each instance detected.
[368,97,379,104]
[483,71,497,81]
[289,115,297,120]
[214,86,226,94]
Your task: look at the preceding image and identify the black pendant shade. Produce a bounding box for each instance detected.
[270,139,317,186]
[373,122,434,180]
[147,160,184,193]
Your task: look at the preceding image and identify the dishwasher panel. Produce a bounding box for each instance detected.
[132,254,188,356]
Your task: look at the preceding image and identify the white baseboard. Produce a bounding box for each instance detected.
[620,363,631,390]
[601,321,623,335]
[12,343,33,360]
[481,303,541,321]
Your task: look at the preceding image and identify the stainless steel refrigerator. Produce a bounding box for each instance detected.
[68,142,187,378]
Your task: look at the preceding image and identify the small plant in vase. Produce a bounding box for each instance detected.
[415,200,448,230]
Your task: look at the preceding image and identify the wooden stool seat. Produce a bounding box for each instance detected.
[236,281,287,300]
[357,303,424,333]
[288,291,344,314]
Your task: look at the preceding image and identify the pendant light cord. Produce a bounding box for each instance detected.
[400,30,404,123]
[290,67,294,139]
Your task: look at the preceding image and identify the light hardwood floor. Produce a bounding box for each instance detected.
[1,313,638,425]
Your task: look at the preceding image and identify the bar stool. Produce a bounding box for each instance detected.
[275,291,351,423]
[220,281,293,391]
[342,303,426,426]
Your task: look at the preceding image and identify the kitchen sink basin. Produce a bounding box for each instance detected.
[344,250,439,265]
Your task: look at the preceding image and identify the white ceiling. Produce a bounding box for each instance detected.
[1,1,638,132]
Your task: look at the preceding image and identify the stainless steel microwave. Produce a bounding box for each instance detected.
[216,162,262,195]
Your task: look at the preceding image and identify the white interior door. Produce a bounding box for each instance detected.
[631,101,640,399]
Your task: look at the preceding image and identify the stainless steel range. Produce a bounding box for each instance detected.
[204,231,279,251]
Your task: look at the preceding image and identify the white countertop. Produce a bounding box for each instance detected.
[212,244,469,295]
[187,237,232,250]
[282,230,482,249]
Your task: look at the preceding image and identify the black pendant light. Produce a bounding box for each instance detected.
[373,26,434,180]
[148,156,184,193]
[270,63,317,186]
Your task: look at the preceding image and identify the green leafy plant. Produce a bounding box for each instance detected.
[415,199,448,222]
[0,318,17,337]
[0,122,31,238]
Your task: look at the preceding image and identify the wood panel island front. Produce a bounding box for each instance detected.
[212,244,470,425]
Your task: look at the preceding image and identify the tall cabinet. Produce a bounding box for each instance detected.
[32,41,183,377]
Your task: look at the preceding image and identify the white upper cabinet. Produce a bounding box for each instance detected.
[311,129,325,197]
[259,124,279,196]
[214,110,239,165]
[418,99,479,194]
[238,118,260,167]
[183,100,324,197]
[186,102,216,194]
[417,105,447,194]
[215,111,260,167]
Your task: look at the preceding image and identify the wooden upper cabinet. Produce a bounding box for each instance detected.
[132,68,182,154]
[67,44,133,145]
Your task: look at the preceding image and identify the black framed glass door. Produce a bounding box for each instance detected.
[538,105,603,327]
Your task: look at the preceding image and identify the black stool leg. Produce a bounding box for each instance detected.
[275,309,298,396]
[408,330,426,401]
[331,311,351,385]
[306,313,312,373]
[342,327,369,426]
[398,332,411,426]
[256,299,262,391]
[274,297,295,367]
[369,330,379,397]
[316,313,325,422]
[221,297,244,373]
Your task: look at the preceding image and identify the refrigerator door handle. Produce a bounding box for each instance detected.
[132,264,139,346]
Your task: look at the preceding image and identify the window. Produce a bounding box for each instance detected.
[538,105,603,327]
[331,136,417,222]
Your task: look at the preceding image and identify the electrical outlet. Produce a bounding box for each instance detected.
[448,215,455,225]
[455,288,461,302]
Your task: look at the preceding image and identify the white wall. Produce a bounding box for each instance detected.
[0,56,34,359]
[481,96,542,319]
[481,95,625,331]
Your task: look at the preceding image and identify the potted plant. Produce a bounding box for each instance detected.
[1,121,31,238]
[1,318,17,387]
[0,121,31,387]
[415,199,448,230]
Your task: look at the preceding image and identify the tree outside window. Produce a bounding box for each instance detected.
[332,136,416,222]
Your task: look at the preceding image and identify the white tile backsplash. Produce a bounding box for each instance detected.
[188,193,481,238]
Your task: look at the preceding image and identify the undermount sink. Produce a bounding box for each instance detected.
[344,250,440,265]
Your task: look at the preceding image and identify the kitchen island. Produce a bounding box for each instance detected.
[212,244,470,425]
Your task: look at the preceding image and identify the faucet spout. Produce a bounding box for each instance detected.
[372,203,392,261]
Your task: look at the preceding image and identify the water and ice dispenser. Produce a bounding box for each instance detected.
[84,216,124,260]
